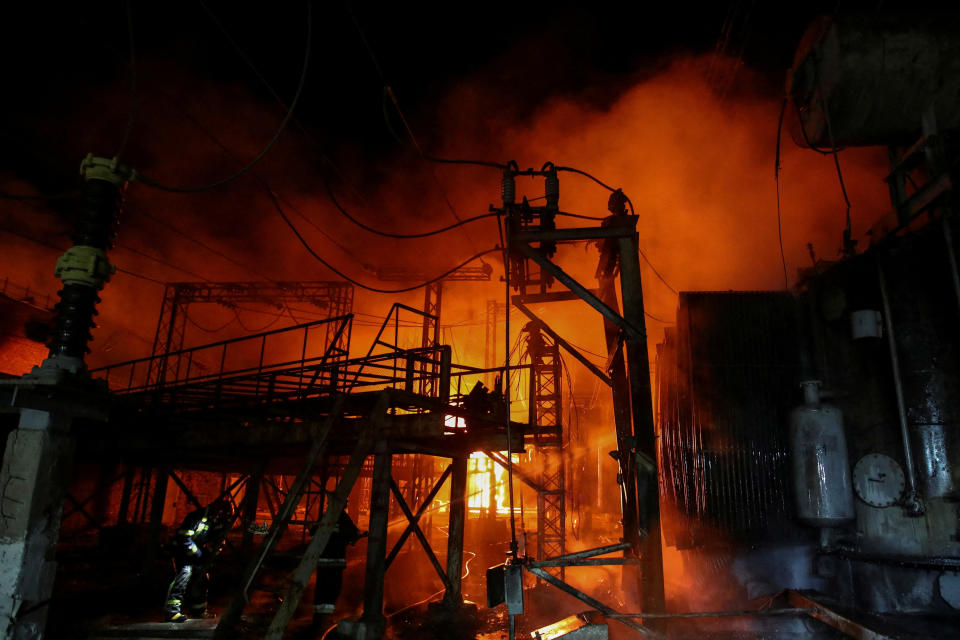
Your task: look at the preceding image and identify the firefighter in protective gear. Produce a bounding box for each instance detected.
[163,499,234,623]
[311,506,364,629]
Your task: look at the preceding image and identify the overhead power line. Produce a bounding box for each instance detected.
[197,0,365,201]
[346,7,486,257]
[0,226,164,286]
[161,102,363,265]
[774,98,790,290]
[324,180,499,239]
[116,0,137,158]
[267,186,500,294]
[133,209,274,281]
[136,0,313,193]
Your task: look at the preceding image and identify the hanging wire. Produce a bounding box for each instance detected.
[185,310,236,333]
[346,6,488,260]
[269,183,500,293]
[115,0,137,158]
[324,180,499,239]
[137,1,313,193]
[0,225,165,285]
[774,97,790,290]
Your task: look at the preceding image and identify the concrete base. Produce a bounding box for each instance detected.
[0,411,75,639]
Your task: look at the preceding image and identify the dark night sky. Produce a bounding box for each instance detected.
[0,1,895,192]
[0,0,958,367]
[1,2,957,327]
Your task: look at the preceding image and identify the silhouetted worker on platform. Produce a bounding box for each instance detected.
[163,499,234,623]
[463,375,506,430]
[311,506,365,630]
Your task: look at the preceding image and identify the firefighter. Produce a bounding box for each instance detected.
[463,380,492,429]
[163,499,234,623]
[311,506,365,629]
[463,376,506,430]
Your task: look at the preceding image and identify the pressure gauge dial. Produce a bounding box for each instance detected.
[853,453,905,508]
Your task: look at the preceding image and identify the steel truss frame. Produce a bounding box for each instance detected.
[498,167,665,614]
[146,281,354,387]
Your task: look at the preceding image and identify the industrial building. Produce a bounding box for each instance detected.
[0,4,958,639]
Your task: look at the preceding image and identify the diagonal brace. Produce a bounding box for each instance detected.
[526,566,664,639]
[385,464,452,569]
[516,243,644,340]
[513,300,612,386]
[485,451,546,493]
[388,478,454,594]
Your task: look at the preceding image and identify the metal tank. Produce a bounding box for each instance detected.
[789,381,855,527]
[787,13,960,148]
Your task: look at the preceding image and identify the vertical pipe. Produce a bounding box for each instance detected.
[877,261,924,515]
[444,454,468,608]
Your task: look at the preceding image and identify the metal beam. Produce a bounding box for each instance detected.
[263,426,372,640]
[63,493,103,531]
[360,441,392,631]
[443,455,468,608]
[485,451,546,493]
[142,466,169,572]
[517,243,643,340]
[514,291,599,304]
[513,225,634,243]
[216,396,345,638]
[616,230,664,612]
[240,462,265,555]
[786,591,894,640]
[543,542,632,562]
[167,469,204,511]
[388,478,453,593]
[385,464,452,569]
[528,558,642,567]
[513,301,612,386]
[526,566,663,639]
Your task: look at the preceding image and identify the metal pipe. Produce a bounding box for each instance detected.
[819,546,960,570]
[877,260,924,515]
[606,608,814,619]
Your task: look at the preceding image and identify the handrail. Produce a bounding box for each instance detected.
[90,315,351,372]
[92,315,353,393]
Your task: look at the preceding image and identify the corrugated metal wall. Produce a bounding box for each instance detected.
[657,292,799,548]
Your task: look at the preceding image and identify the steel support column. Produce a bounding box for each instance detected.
[361,442,392,634]
[241,463,265,555]
[142,465,168,573]
[443,454,468,608]
[616,230,665,612]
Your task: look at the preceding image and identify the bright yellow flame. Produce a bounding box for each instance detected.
[466,451,517,516]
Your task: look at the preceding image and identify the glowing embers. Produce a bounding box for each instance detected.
[466,451,515,516]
